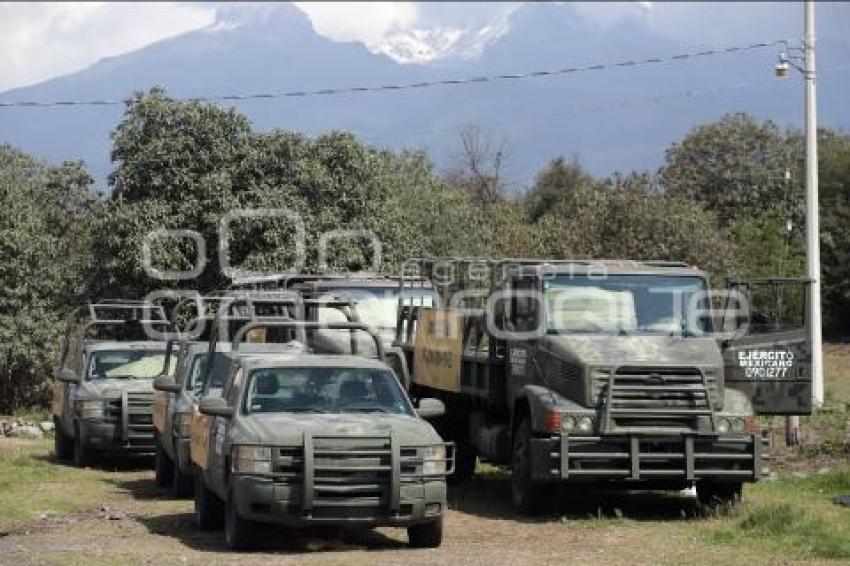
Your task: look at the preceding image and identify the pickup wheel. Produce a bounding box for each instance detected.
[224,488,256,551]
[54,418,74,461]
[73,423,91,468]
[407,517,443,548]
[511,417,545,515]
[194,474,224,530]
[154,438,174,488]
[697,481,743,509]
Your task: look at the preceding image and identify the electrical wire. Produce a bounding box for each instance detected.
[0,40,785,109]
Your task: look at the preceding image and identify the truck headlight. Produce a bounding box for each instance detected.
[174,412,192,437]
[718,416,746,435]
[560,413,595,434]
[232,445,273,474]
[422,445,447,475]
[77,399,105,419]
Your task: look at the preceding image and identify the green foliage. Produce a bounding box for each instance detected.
[710,503,850,559]
[0,146,96,411]
[661,112,803,226]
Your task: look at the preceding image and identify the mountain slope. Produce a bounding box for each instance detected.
[0,2,847,189]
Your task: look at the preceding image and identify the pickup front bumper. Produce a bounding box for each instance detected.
[228,433,451,527]
[530,433,766,484]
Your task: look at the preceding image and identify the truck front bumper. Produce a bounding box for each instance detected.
[230,475,446,528]
[78,419,156,455]
[530,433,766,484]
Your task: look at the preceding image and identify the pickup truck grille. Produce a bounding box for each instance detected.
[271,437,419,519]
[597,366,718,432]
[105,392,155,450]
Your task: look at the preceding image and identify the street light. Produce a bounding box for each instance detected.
[775,1,823,413]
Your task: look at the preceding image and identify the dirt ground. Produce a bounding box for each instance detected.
[0,441,810,566]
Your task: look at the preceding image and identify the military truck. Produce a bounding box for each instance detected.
[395,258,812,513]
[287,274,434,387]
[52,301,176,467]
[154,292,365,497]
[193,320,453,550]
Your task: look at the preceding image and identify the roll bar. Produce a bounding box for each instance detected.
[231,320,385,361]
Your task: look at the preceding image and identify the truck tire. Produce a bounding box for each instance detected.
[511,417,545,515]
[194,474,224,530]
[172,459,194,498]
[224,487,256,551]
[154,439,174,488]
[54,418,74,461]
[697,481,743,508]
[407,517,443,548]
[73,423,91,468]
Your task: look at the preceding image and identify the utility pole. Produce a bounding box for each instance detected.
[775,1,822,444]
[804,0,823,409]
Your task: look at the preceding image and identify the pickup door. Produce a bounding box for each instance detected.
[720,278,812,415]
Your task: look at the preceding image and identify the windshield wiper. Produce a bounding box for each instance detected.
[285,407,328,413]
[342,405,392,414]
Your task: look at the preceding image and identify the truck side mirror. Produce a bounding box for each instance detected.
[153,376,181,393]
[56,368,80,383]
[199,397,233,418]
[417,398,445,419]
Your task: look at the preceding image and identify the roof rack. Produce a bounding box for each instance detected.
[231,320,385,360]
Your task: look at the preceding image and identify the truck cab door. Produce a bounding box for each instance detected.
[720,278,812,415]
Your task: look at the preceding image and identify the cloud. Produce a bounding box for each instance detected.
[0,2,216,92]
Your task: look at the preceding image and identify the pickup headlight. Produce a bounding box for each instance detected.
[232,445,273,474]
[77,399,105,419]
[422,445,447,475]
[174,412,192,437]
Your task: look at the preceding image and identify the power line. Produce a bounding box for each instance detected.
[0,40,784,110]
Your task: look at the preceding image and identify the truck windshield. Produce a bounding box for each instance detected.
[318,287,433,330]
[87,349,175,380]
[243,366,413,415]
[545,275,710,335]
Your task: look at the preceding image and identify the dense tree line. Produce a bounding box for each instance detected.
[1,89,848,411]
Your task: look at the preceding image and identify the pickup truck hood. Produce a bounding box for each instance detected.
[77,378,154,399]
[231,413,441,447]
[541,334,722,368]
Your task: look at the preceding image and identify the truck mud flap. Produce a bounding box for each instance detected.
[533,434,765,482]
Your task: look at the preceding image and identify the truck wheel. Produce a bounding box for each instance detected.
[697,481,743,508]
[194,474,224,530]
[449,441,477,484]
[54,418,74,461]
[172,460,194,498]
[224,488,255,551]
[407,517,443,548]
[73,423,91,468]
[511,418,545,515]
[154,438,174,488]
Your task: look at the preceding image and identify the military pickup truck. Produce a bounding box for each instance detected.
[154,292,364,497]
[52,301,176,467]
[395,258,812,513]
[194,320,453,550]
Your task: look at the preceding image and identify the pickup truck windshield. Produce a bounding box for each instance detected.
[87,349,175,380]
[545,274,710,335]
[318,287,433,330]
[243,366,413,415]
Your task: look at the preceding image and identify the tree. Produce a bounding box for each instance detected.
[445,124,510,206]
[661,113,803,227]
[525,156,598,222]
[818,129,850,335]
[0,146,96,411]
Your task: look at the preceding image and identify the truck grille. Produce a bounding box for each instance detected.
[271,437,418,519]
[598,366,718,432]
[122,392,155,449]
